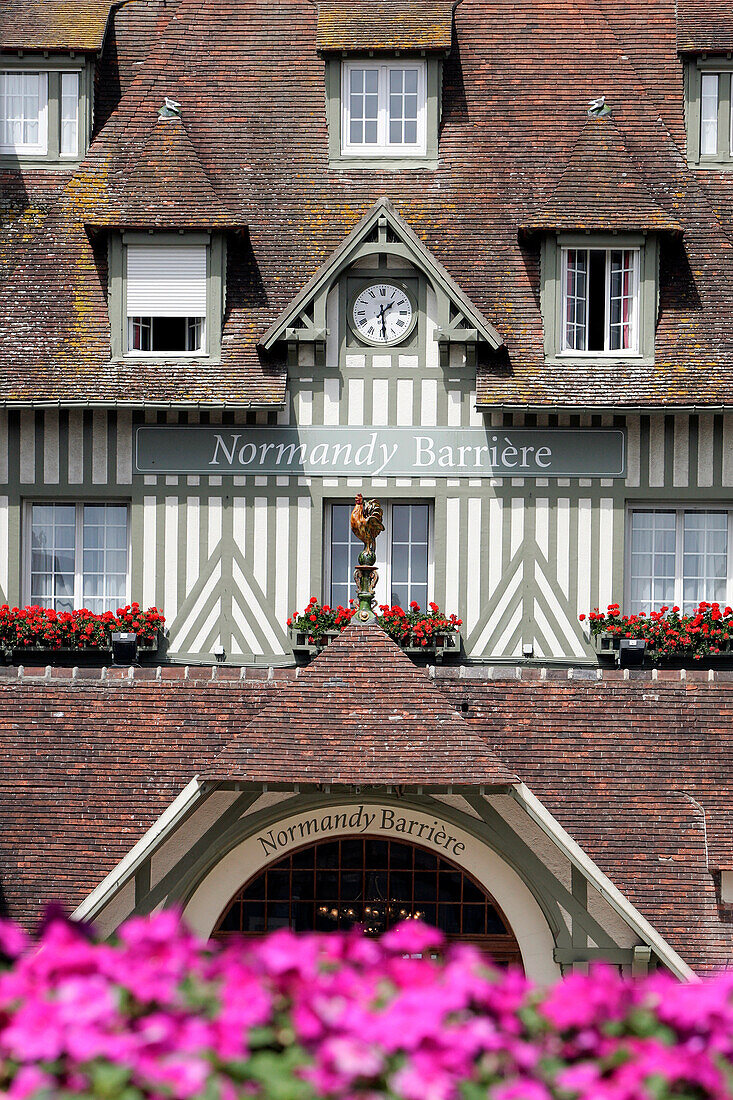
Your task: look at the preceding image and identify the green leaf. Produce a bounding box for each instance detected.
[89,1062,134,1098]
[248,1026,278,1049]
[246,1047,315,1100]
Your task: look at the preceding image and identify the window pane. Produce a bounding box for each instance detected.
[701,73,719,156]
[629,510,675,612]
[608,250,637,351]
[386,67,420,146]
[682,511,728,610]
[30,504,77,611]
[60,72,79,157]
[129,317,151,351]
[82,504,129,612]
[329,504,361,609]
[347,66,378,147]
[563,249,587,350]
[390,504,430,608]
[0,71,44,151]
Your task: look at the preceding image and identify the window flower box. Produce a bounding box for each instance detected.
[582,602,733,664]
[288,599,462,663]
[289,628,342,657]
[0,604,165,663]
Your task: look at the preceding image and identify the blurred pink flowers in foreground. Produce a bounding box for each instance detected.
[0,912,732,1099]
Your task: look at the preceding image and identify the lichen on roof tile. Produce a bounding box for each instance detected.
[316,0,454,51]
[0,0,113,51]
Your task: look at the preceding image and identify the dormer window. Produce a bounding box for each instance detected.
[341,61,426,157]
[0,59,90,166]
[107,231,226,362]
[561,247,639,355]
[324,58,441,169]
[685,59,733,168]
[540,233,658,365]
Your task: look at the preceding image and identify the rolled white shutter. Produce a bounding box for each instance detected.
[126,245,207,317]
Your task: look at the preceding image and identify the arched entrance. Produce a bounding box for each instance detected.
[213,835,523,966]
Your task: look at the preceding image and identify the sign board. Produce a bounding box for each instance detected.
[135,426,626,479]
[255,804,469,860]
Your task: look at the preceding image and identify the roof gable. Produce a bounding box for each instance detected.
[204,623,518,786]
[260,197,504,350]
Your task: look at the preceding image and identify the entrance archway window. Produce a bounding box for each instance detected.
[213,837,522,966]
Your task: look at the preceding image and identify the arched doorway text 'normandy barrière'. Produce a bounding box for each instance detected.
[213,835,523,966]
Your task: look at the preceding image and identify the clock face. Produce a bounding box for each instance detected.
[350,282,416,346]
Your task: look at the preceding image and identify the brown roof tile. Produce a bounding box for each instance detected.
[316,0,454,51]
[677,0,733,52]
[205,623,519,786]
[82,115,244,229]
[0,0,112,51]
[3,0,733,406]
[521,117,682,233]
[1,663,732,971]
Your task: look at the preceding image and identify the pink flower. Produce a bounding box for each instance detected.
[381,919,445,955]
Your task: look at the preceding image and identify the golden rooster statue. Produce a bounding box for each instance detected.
[350,493,385,562]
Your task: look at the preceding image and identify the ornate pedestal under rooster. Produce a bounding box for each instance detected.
[350,494,385,622]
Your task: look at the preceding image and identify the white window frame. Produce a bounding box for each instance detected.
[59,70,80,159]
[123,239,209,358]
[24,501,131,611]
[0,70,48,156]
[625,504,733,612]
[324,500,435,610]
[559,247,641,357]
[341,61,427,158]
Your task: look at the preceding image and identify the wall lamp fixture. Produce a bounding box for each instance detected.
[111,632,137,665]
[618,638,646,667]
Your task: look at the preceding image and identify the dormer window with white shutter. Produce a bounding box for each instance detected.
[125,242,208,356]
[107,232,225,363]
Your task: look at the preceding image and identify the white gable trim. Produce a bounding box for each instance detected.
[260,196,503,350]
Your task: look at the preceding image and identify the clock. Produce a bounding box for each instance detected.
[349,281,417,346]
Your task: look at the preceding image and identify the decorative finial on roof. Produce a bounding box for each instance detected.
[350,494,384,622]
[587,95,612,119]
[158,97,182,120]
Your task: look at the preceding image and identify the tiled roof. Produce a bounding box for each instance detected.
[1,659,733,972]
[82,116,244,229]
[677,0,733,52]
[441,671,733,975]
[0,0,112,52]
[206,623,519,785]
[520,117,682,233]
[316,0,454,51]
[2,0,733,405]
